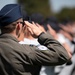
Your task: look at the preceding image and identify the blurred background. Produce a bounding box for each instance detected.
[0,0,75,22]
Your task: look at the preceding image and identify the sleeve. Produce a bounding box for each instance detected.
[27,33,70,66]
[21,33,70,66]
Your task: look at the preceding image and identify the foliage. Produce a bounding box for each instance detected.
[18,0,51,17]
[55,8,75,22]
[18,0,75,21]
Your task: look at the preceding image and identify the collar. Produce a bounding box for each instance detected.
[0,33,19,42]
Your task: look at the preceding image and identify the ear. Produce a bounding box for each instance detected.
[17,24,20,30]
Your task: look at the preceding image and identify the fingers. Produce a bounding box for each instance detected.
[36,23,41,27]
[32,21,36,25]
[25,21,38,29]
[47,24,54,32]
[24,21,43,36]
[27,27,34,35]
[47,24,52,31]
[36,23,46,33]
[24,21,33,34]
[25,21,33,27]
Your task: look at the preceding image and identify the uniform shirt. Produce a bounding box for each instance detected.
[19,38,56,75]
[19,38,39,46]
[20,38,50,75]
[19,38,48,75]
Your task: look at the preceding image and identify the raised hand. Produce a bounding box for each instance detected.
[25,21,44,38]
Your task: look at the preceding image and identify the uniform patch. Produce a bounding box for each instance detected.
[37,45,48,50]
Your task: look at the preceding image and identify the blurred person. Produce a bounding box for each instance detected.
[47,24,73,75]
[19,13,46,44]
[71,54,75,75]
[57,18,75,75]
[59,18,75,57]
[43,16,72,75]
[72,21,75,37]
[30,13,44,24]
[46,17,75,75]
[59,18,75,39]
[43,16,72,58]
[0,4,71,75]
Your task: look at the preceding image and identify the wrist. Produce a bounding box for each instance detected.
[38,32,45,38]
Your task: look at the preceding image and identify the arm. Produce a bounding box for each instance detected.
[37,33,70,65]
[24,21,71,66]
[46,24,72,58]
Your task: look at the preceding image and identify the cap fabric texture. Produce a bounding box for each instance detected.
[30,13,44,25]
[0,4,23,26]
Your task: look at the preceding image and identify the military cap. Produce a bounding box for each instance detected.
[30,13,44,25]
[0,4,23,26]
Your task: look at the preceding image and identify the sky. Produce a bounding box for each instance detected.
[0,0,17,10]
[0,0,75,13]
[50,0,75,13]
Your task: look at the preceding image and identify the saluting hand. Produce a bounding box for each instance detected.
[25,21,44,38]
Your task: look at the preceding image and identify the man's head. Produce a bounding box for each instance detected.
[0,4,24,37]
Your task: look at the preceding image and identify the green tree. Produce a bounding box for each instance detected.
[55,8,75,22]
[18,0,51,17]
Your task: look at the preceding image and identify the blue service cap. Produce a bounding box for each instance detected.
[0,4,23,26]
[30,13,44,25]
